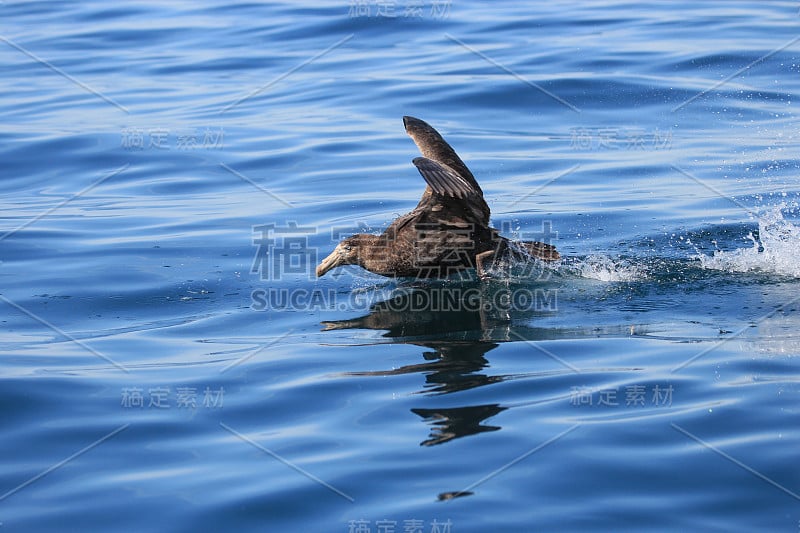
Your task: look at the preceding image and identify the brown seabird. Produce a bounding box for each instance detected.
[316,116,559,279]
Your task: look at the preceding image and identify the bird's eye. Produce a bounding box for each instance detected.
[343,245,352,252]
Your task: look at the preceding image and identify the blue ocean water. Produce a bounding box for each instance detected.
[2,1,799,531]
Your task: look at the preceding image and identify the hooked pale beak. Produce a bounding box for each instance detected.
[316,249,342,277]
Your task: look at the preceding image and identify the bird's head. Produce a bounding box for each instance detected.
[316,235,367,277]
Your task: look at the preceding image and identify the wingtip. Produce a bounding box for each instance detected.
[403,115,426,132]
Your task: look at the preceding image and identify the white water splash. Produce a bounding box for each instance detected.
[697,205,800,278]
[569,255,645,282]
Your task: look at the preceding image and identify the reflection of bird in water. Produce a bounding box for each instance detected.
[336,340,503,395]
[316,116,559,279]
[412,404,506,447]
[323,284,571,394]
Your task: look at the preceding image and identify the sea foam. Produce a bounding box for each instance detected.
[696,204,800,278]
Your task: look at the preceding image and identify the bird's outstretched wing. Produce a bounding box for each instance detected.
[403,115,483,195]
[404,116,490,226]
[411,157,477,200]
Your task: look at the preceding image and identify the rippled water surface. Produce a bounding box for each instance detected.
[2,2,800,531]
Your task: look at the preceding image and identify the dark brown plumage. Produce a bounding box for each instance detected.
[315,116,559,279]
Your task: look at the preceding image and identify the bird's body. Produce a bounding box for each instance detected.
[316,116,558,279]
